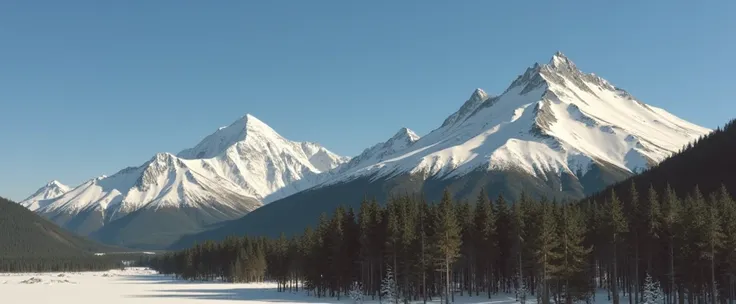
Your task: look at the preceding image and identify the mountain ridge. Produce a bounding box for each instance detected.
[307,52,709,189]
[171,52,712,247]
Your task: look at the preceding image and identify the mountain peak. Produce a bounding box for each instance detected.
[504,52,583,95]
[20,180,72,211]
[46,180,65,187]
[236,113,275,132]
[441,88,492,127]
[392,127,420,142]
[178,113,281,159]
[470,88,488,102]
[241,113,262,124]
[551,50,567,60]
[548,51,577,70]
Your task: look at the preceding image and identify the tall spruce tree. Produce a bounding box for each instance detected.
[398,195,418,303]
[434,189,461,304]
[661,184,681,303]
[511,199,527,303]
[495,194,513,293]
[643,185,661,274]
[717,185,736,303]
[704,190,724,303]
[554,204,591,304]
[627,181,642,304]
[535,198,560,304]
[473,188,496,298]
[386,197,401,295]
[456,199,473,297]
[605,190,628,304]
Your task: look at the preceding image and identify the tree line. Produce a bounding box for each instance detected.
[0,256,124,273]
[149,183,736,304]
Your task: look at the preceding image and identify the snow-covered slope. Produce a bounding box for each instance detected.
[37,153,263,218]
[28,114,348,246]
[19,180,72,211]
[334,127,420,176]
[318,52,710,187]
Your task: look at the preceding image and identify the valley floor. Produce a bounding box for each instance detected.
[0,267,625,304]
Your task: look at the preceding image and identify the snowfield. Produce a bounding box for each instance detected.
[1,268,636,304]
[0,268,520,304]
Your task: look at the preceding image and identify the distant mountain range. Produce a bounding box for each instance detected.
[20,115,348,248]
[20,52,711,249]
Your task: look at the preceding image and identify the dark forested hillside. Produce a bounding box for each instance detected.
[589,118,736,204]
[0,196,130,272]
[173,164,625,248]
[0,196,119,258]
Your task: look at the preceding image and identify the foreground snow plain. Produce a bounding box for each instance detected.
[1,267,630,303]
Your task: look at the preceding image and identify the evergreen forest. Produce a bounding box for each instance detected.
[150,183,736,304]
[149,119,736,304]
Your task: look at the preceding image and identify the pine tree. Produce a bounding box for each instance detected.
[515,271,529,304]
[717,185,736,303]
[434,189,461,304]
[495,194,513,293]
[344,207,361,293]
[418,197,430,303]
[535,199,560,304]
[316,212,332,296]
[473,188,495,298]
[704,190,724,303]
[628,181,642,304]
[511,199,527,303]
[329,207,347,298]
[661,184,680,303]
[381,266,399,304]
[555,204,592,304]
[605,190,628,304]
[386,197,401,287]
[359,199,378,298]
[350,281,365,304]
[644,185,661,274]
[456,199,473,297]
[643,272,662,304]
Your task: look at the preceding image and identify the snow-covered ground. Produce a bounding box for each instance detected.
[1,267,631,303]
[0,268,522,304]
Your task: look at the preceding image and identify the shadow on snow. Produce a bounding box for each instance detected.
[124,274,521,303]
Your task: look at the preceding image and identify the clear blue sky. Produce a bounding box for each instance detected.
[1,0,734,201]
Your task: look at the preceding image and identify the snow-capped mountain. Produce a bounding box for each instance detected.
[20,180,72,211]
[178,114,350,202]
[26,52,713,248]
[317,52,710,187]
[37,153,262,216]
[27,114,349,248]
[175,52,713,243]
